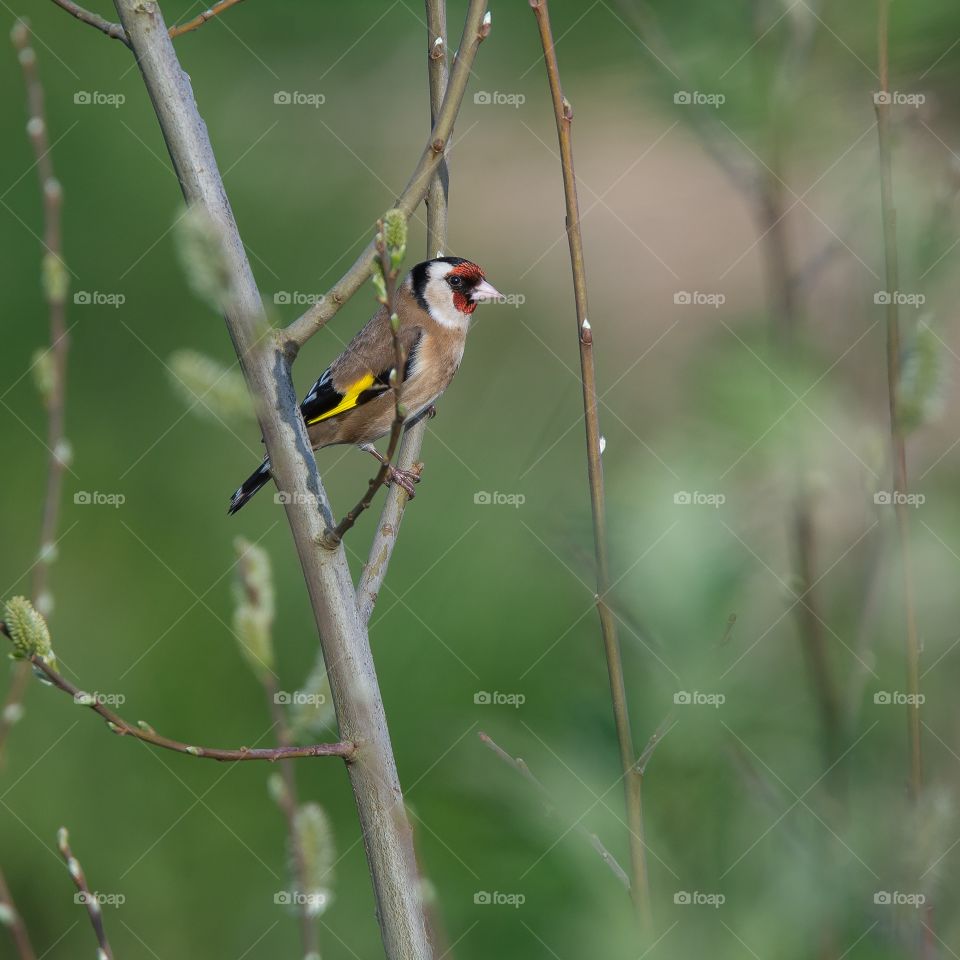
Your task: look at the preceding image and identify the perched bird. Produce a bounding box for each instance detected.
[228,256,501,514]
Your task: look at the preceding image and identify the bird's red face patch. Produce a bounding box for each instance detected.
[449,261,484,314]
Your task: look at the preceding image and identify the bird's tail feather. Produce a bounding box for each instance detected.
[228,459,271,515]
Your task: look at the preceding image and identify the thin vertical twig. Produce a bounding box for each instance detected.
[528,0,650,929]
[1,20,71,761]
[0,865,36,960]
[875,0,922,803]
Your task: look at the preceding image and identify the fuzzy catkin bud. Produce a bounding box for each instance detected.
[3,596,56,670]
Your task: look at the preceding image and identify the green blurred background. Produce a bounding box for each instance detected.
[2,1,960,957]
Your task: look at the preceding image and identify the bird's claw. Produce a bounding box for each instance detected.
[385,465,421,498]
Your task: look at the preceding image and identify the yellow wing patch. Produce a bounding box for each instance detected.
[305,373,375,425]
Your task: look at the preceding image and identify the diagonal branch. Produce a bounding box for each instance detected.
[528,0,651,929]
[7,647,353,762]
[281,0,490,357]
[169,0,247,38]
[57,828,114,960]
[357,0,456,622]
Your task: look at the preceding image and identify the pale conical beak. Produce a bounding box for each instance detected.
[471,279,503,304]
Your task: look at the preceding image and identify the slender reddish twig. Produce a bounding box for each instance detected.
[57,828,114,960]
[528,0,650,927]
[168,0,247,38]
[1,21,72,762]
[1,641,353,762]
[0,866,36,960]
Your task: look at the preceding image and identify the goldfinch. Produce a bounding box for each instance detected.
[228,257,501,514]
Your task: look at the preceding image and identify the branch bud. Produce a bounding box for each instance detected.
[382,208,407,271]
[42,253,69,306]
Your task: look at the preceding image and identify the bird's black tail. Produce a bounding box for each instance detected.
[228,459,271,515]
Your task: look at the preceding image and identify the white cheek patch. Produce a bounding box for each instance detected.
[424,269,469,329]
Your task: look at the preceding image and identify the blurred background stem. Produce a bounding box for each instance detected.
[530,0,651,930]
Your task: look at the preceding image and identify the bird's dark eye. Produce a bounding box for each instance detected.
[448,275,463,288]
